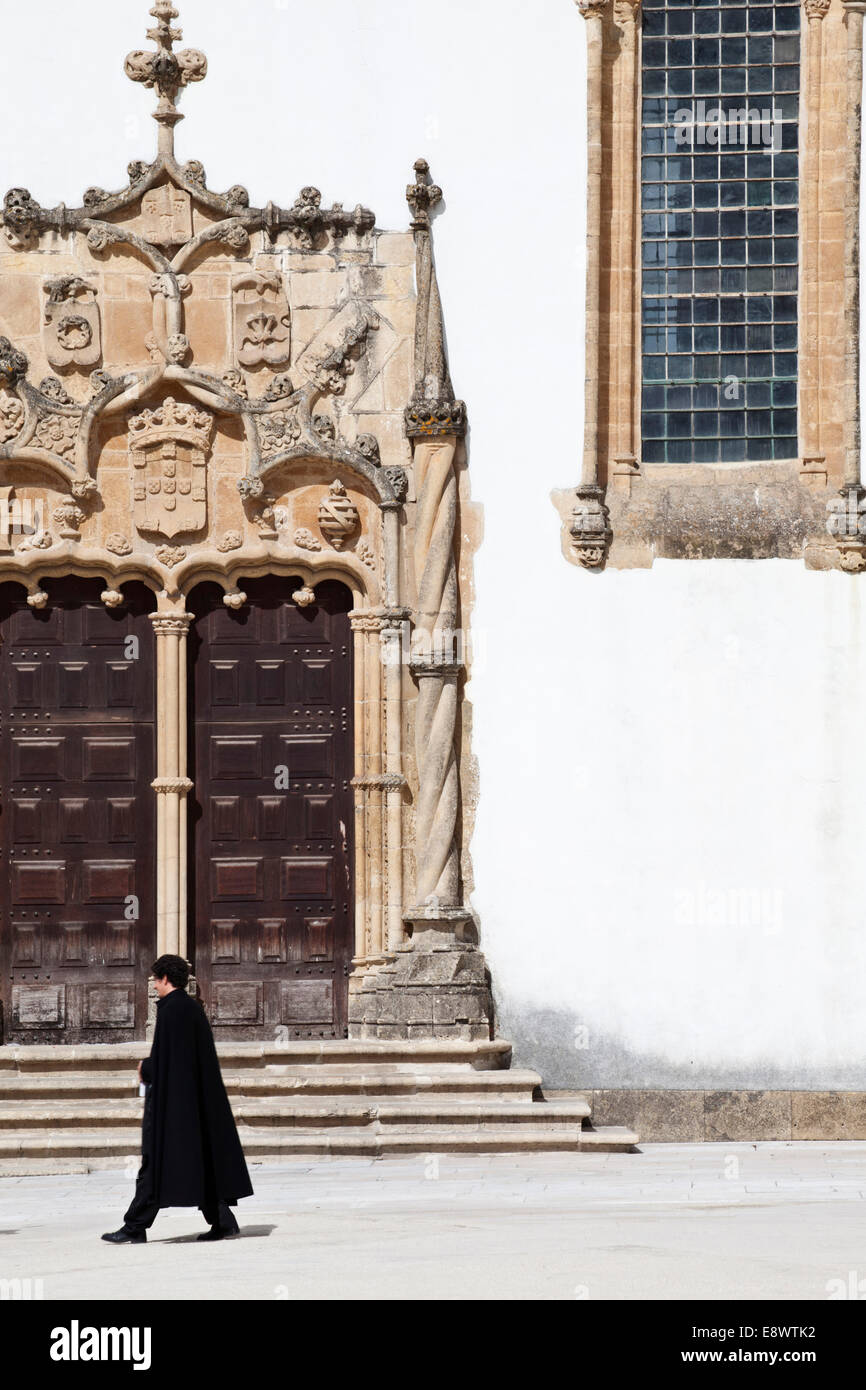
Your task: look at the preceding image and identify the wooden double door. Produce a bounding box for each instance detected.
[0,576,354,1044]
[0,579,157,1043]
[189,579,354,1040]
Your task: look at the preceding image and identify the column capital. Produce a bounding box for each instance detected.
[150,612,193,635]
[405,399,467,440]
[576,0,610,17]
[151,777,194,795]
[804,0,830,18]
[613,0,641,24]
[349,610,385,633]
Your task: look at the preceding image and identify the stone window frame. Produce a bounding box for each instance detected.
[559,0,866,571]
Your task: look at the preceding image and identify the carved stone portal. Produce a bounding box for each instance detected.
[233,273,291,369]
[129,396,213,539]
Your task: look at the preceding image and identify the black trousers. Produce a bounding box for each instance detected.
[123,1097,238,1234]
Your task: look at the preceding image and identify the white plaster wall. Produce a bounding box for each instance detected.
[2,0,865,1086]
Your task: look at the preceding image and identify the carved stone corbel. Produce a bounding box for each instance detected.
[571,483,612,569]
[826,485,866,571]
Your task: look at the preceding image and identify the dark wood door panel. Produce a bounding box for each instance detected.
[190,578,354,1040]
[0,579,156,1044]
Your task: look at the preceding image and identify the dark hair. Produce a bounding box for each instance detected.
[151,955,190,990]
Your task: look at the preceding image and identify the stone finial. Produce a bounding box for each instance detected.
[406,159,442,232]
[125,3,208,153]
[404,159,466,440]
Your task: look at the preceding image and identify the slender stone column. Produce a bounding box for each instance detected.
[350,615,368,962]
[578,0,610,489]
[611,0,642,491]
[381,503,401,609]
[827,2,866,566]
[410,438,460,907]
[572,0,613,566]
[150,611,193,961]
[381,611,409,953]
[801,0,831,479]
[364,614,383,961]
[843,1,865,490]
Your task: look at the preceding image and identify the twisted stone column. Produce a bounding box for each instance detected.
[404,160,466,917]
[411,439,460,907]
[347,162,490,1039]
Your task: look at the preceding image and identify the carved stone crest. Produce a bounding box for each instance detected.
[43,278,102,370]
[233,273,291,369]
[141,184,193,245]
[128,396,213,539]
[318,480,359,550]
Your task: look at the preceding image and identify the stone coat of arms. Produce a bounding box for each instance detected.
[233,272,291,369]
[128,396,213,539]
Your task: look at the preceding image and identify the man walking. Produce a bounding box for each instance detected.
[102,955,253,1244]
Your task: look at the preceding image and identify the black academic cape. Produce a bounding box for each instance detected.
[139,988,253,1208]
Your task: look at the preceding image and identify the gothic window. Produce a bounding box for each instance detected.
[560,0,866,572]
[640,0,800,465]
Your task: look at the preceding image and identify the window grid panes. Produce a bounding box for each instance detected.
[641,0,799,464]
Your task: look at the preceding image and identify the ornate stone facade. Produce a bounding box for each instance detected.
[0,3,490,1041]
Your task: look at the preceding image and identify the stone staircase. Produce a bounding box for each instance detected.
[0,1040,638,1172]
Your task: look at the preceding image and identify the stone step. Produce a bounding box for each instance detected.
[0,1066,543,1101]
[0,1039,513,1073]
[0,1098,592,1131]
[0,1122,638,1163]
[0,1040,639,1167]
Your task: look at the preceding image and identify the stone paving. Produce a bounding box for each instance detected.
[0,1142,863,1301]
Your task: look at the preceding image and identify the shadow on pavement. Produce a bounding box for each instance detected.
[161,1224,276,1243]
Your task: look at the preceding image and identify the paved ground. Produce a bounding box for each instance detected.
[0,1142,864,1301]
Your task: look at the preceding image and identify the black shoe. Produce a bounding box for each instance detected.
[101,1228,146,1244]
[197,1217,240,1241]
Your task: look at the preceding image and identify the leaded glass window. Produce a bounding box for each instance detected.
[641,0,800,464]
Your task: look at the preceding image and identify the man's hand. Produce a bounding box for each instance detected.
[137,1060,143,1084]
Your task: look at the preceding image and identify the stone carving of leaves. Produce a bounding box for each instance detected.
[155,545,187,569]
[0,392,25,444]
[217,531,243,552]
[294,527,322,551]
[357,540,377,571]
